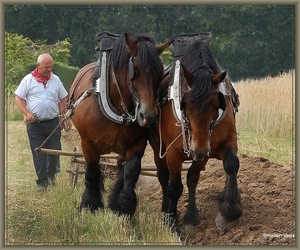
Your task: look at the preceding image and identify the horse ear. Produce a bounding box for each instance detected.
[125,33,137,56]
[155,40,172,55]
[182,64,194,88]
[212,71,227,86]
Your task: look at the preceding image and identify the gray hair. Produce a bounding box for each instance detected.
[37,54,53,64]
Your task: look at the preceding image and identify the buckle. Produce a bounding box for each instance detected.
[35,118,51,123]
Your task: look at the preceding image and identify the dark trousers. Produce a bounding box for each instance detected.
[26,117,61,186]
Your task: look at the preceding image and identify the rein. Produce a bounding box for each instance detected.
[158,106,183,159]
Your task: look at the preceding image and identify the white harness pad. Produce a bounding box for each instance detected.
[168,65,227,124]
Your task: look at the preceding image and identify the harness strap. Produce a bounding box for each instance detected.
[158,106,182,159]
[111,70,137,122]
[181,112,190,156]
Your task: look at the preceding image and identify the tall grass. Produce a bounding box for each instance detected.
[234,73,295,165]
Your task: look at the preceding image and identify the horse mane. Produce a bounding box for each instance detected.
[110,33,163,80]
[181,40,220,112]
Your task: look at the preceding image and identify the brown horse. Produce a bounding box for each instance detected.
[68,32,170,216]
[149,38,242,236]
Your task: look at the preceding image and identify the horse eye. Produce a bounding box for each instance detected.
[133,69,139,79]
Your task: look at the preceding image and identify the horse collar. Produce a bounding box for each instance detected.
[168,64,229,157]
[94,51,138,124]
[168,60,182,122]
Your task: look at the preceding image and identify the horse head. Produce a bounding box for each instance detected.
[123,33,171,127]
[180,41,227,161]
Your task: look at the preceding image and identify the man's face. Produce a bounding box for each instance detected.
[38,58,53,78]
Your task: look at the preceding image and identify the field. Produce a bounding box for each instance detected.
[5,73,295,245]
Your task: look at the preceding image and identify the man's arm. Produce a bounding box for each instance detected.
[15,95,35,122]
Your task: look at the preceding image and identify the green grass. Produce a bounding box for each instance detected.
[237,130,293,166]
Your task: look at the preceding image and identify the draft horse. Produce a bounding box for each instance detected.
[68,32,170,216]
[149,37,242,235]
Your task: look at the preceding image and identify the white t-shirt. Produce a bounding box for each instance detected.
[15,73,68,120]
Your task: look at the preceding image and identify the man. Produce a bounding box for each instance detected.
[15,53,72,191]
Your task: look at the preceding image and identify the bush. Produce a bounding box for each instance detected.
[53,63,80,91]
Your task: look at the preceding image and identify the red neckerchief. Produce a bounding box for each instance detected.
[31,67,52,88]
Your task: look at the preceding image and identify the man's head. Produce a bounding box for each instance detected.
[37,54,53,78]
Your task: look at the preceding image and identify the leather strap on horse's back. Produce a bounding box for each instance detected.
[93,31,120,87]
[95,31,120,51]
[169,33,212,87]
[172,33,212,61]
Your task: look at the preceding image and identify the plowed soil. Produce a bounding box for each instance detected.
[62,129,295,245]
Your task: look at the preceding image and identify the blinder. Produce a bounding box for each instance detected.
[218,91,226,111]
[179,92,186,111]
[128,55,162,105]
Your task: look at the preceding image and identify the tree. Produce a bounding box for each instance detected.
[5,4,295,81]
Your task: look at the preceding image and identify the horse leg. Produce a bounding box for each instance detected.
[108,151,142,216]
[79,141,104,213]
[167,169,183,236]
[153,151,183,236]
[152,153,170,213]
[183,160,208,230]
[215,147,242,232]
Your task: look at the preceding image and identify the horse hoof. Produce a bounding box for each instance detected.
[215,213,239,232]
[184,224,196,231]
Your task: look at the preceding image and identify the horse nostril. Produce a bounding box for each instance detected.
[137,106,158,127]
[141,116,148,126]
[137,112,149,127]
[190,145,210,161]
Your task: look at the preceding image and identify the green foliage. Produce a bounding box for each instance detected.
[5,5,295,81]
[160,45,173,67]
[53,63,80,91]
[5,31,72,88]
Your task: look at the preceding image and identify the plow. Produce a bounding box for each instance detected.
[35,146,190,187]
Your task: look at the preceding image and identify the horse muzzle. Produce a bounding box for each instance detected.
[137,107,158,128]
[190,146,211,161]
